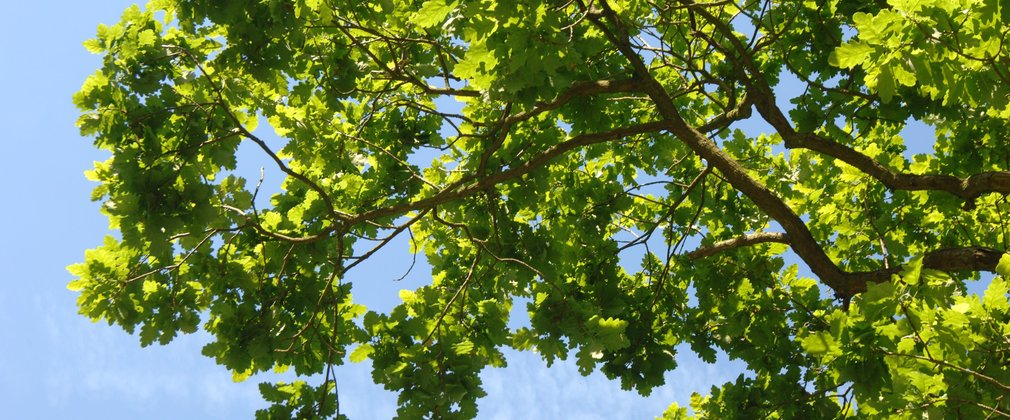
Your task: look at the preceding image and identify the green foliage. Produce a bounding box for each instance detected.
[795,263,1010,417]
[72,0,1010,418]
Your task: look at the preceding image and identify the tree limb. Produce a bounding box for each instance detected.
[785,132,1010,202]
[847,247,1005,294]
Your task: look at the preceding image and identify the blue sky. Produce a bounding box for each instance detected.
[0,2,752,418]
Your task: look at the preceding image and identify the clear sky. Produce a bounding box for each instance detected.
[0,2,751,418]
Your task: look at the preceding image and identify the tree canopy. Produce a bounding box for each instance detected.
[70,0,1010,417]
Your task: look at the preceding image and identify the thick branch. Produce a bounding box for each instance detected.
[687,237,1005,297]
[923,247,1005,272]
[847,247,1005,295]
[744,72,1010,202]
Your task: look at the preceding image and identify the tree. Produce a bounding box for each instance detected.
[69,0,1010,417]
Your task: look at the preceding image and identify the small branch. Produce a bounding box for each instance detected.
[618,165,712,252]
[338,25,479,98]
[123,228,224,283]
[883,350,1010,393]
[166,44,349,223]
[422,251,481,347]
[686,232,789,259]
[431,209,546,280]
[948,398,1010,419]
[501,78,648,127]
[343,209,430,273]
[697,93,752,133]
[337,131,438,189]
[346,120,667,225]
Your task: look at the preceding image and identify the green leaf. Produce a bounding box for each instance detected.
[142,279,160,295]
[349,344,374,363]
[66,279,87,291]
[261,211,282,230]
[575,346,602,375]
[860,282,897,320]
[454,42,497,90]
[589,315,630,351]
[906,370,946,394]
[414,0,456,29]
[802,332,836,355]
[829,42,874,68]
[863,280,895,305]
[888,0,936,13]
[875,65,896,103]
[983,276,1010,313]
[996,254,1010,278]
[83,38,104,53]
[137,29,156,47]
[233,369,253,383]
[658,402,691,419]
[901,256,924,285]
[452,340,475,355]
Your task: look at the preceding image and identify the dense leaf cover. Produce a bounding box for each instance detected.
[70,0,1010,417]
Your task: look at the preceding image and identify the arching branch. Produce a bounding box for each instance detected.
[686,2,1010,203]
[585,0,853,295]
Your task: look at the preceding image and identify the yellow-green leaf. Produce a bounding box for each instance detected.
[414,0,456,29]
[83,38,104,53]
[996,254,1010,278]
[829,42,874,68]
[350,344,374,363]
[137,29,156,47]
[801,332,838,356]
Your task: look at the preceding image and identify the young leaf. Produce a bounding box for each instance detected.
[414,0,456,29]
[829,42,874,68]
[349,344,374,363]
